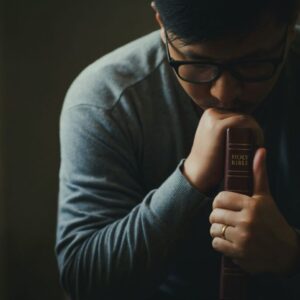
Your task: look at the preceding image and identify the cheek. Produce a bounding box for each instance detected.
[178,75,279,110]
[243,80,277,103]
[179,79,211,105]
[243,67,282,103]
[180,77,276,101]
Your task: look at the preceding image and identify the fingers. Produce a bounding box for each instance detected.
[253,148,271,196]
[210,223,235,242]
[210,225,245,259]
[212,237,236,257]
[212,191,249,211]
[205,108,264,146]
[205,108,241,120]
[209,208,239,227]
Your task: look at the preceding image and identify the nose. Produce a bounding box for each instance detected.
[210,71,243,108]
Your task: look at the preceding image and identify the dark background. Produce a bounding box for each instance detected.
[0,1,156,299]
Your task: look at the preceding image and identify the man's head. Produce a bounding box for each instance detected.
[152,0,300,113]
[154,0,299,44]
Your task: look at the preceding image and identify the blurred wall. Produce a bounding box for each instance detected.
[1,1,156,299]
[1,0,7,299]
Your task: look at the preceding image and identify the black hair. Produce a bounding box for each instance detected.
[155,0,300,44]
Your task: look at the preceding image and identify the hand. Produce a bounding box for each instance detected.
[183,108,263,193]
[209,148,300,274]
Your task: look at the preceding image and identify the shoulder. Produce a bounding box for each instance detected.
[62,30,166,112]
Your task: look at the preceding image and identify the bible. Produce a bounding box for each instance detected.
[219,128,255,300]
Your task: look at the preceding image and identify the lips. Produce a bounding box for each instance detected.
[195,97,257,114]
[217,100,258,114]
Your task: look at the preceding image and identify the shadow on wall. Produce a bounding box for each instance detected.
[1,1,156,299]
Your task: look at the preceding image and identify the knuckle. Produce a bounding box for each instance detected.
[213,194,222,207]
[209,213,214,224]
[212,237,219,248]
[228,114,250,127]
[217,191,227,199]
[209,225,215,237]
[214,191,229,207]
[232,115,258,129]
[235,114,249,123]
[238,217,252,229]
[204,107,215,118]
[202,108,215,123]
[198,111,216,134]
[212,198,217,209]
[239,231,252,247]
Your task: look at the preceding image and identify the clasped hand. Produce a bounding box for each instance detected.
[209,148,300,275]
[183,108,300,275]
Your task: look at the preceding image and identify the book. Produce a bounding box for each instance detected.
[219,128,254,300]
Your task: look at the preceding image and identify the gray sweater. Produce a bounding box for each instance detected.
[56,29,300,300]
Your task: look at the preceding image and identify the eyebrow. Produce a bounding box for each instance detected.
[179,33,286,61]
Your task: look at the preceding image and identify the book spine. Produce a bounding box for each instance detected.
[220,128,254,300]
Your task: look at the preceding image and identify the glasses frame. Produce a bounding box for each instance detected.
[164,28,289,84]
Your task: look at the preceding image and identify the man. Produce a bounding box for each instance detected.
[56,0,300,299]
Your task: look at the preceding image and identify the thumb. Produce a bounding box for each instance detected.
[253,147,270,196]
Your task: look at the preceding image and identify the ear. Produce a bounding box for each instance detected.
[151,1,166,43]
[288,12,300,41]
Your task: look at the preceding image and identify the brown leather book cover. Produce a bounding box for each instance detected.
[220,128,254,300]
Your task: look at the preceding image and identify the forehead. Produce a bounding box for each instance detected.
[174,21,287,61]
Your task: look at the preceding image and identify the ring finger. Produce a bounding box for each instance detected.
[210,223,235,242]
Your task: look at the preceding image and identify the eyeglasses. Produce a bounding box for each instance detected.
[164,28,288,84]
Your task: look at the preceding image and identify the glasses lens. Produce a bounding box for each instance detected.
[234,62,275,80]
[178,64,219,83]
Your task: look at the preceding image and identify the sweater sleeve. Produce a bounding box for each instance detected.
[56,103,211,300]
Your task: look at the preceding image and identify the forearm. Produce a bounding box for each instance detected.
[57,161,211,300]
[59,198,169,300]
